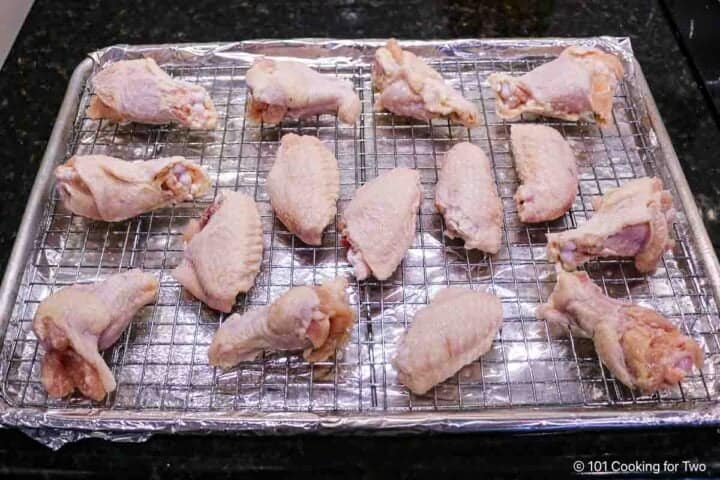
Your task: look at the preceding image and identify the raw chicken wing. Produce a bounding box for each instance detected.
[537,271,703,393]
[55,155,210,222]
[547,177,675,273]
[339,167,421,281]
[267,134,339,245]
[87,58,217,129]
[435,142,503,253]
[372,39,479,127]
[393,288,503,395]
[488,47,624,126]
[246,58,361,124]
[173,192,263,312]
[32,270,158,400]
[511,124,578,223]
[209,277,355,366]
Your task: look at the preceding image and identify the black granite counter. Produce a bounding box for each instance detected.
[663,0,720,116]
[1,0,719,476]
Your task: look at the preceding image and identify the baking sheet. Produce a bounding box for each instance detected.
[1,38,719,449]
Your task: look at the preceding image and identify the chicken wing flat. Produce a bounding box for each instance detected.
[55,155,210,222]
[86,58,217,129]
[246,58,361,125]
[547,177,675,273]
[537,271,703,393]
[488,47,624,126]
[511,124,578,223]
[208,277,354,366]
[173,192,264,313]
[435,142,503,253]
[372,39,479,127]
[32,270,158,400]
[267,133,339,245]
[339,167,421,281]
[393,288,503,395]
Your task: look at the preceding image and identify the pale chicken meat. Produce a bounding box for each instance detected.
[55,155,210,222]
[246,58,361,125]
[547,177,675,273]
[173,192,263,313]
[393,288,503,395]
[435,142,503,253]
[488,47,624,126]
[372,39,479,127]
[267,134,340,245]
[537,271,703,393]
[86,58,217,129]
[339,167,421,281]
[32,270,158,401]
[208,277,354,366]
[511,124,578,223]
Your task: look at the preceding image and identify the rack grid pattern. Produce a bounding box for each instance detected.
[1,53,719,415]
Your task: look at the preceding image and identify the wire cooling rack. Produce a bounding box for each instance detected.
[1,47,719,418]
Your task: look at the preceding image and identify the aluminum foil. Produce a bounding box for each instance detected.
[1,38,719,449]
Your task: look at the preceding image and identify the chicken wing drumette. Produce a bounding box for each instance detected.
[537,271,703,393]
[32,270,158,401]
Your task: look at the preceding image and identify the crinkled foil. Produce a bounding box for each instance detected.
[1,38,719,449]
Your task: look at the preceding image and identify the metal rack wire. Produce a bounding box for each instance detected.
[1,51,718,417]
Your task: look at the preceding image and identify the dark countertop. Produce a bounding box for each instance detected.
[1,426,719,478]
[663,0,720,116]
[1,0,720,476]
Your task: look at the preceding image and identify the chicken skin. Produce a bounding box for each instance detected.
[393,288,503,395]
[372,39,479,127]
[435,142,503,253]
[537,271,703,393]
[339,167,421,281]
[246,58,361,124]
[208,277,354,366]
[547,177,675,273]
[173,192,264,313]
[55,155,210,222]
[488,47,624,126]
[32,270,158,401]
[87,58,217,130]
[511,124,578,223]
[267,134,339,245]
